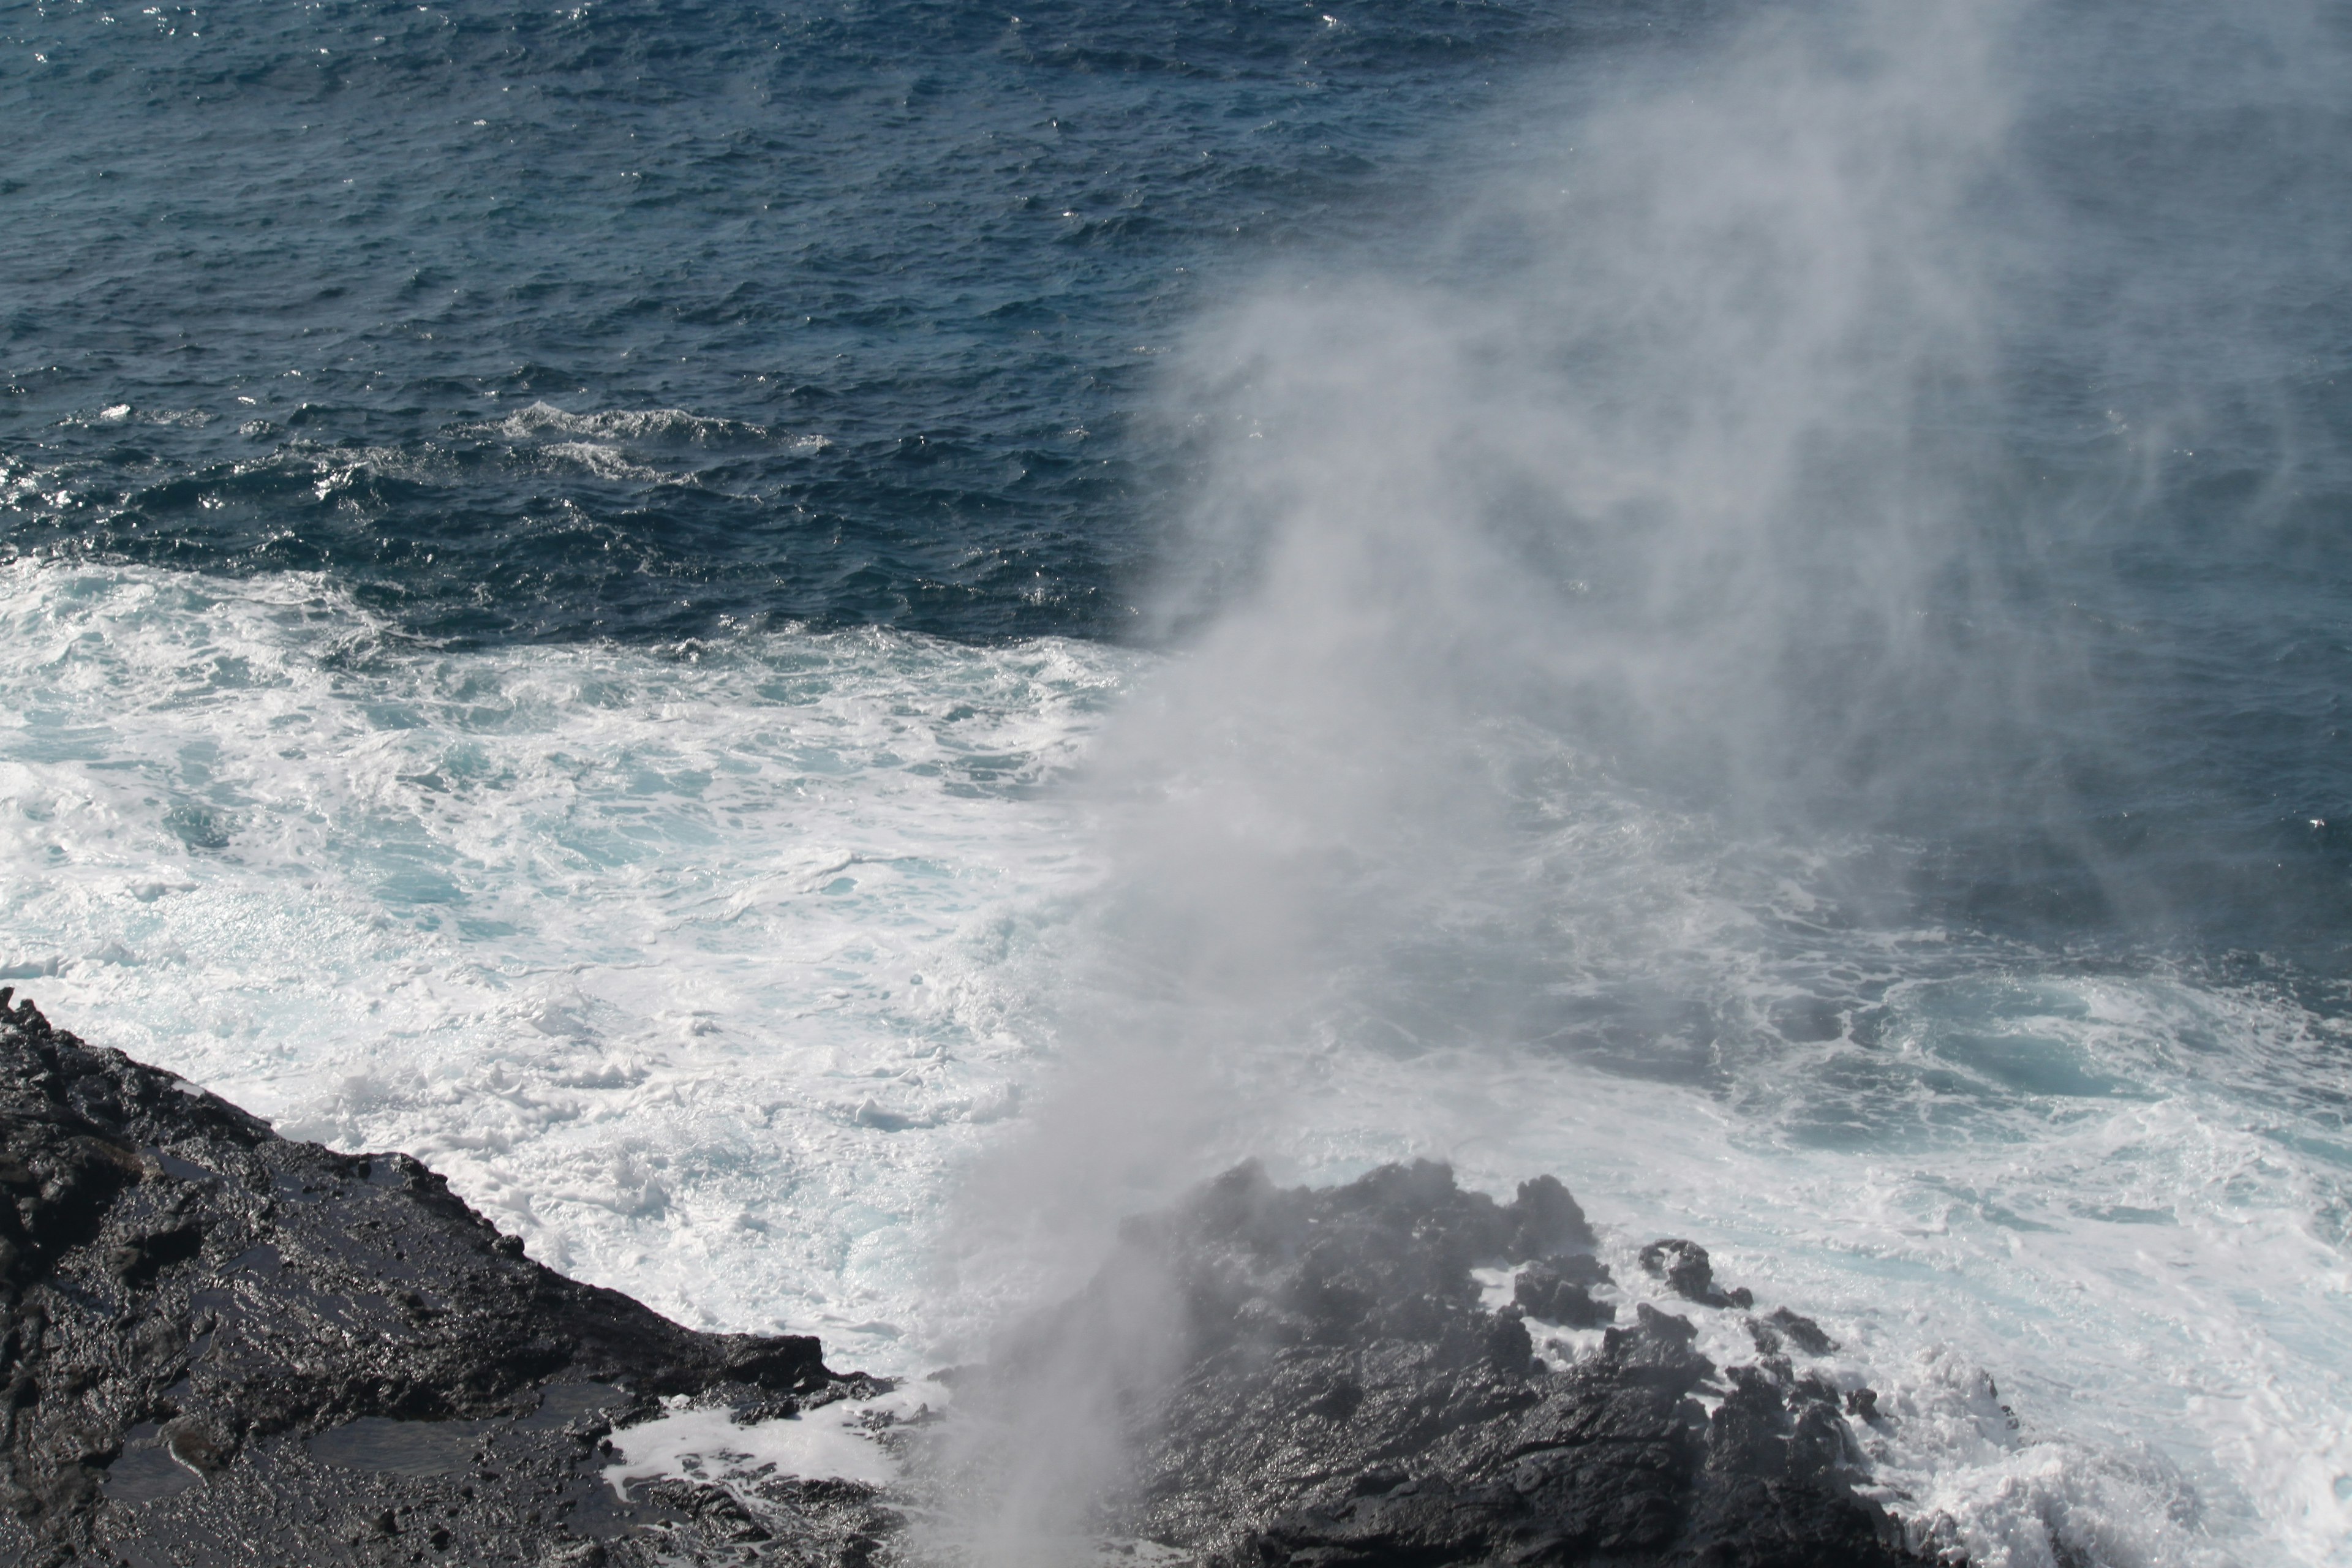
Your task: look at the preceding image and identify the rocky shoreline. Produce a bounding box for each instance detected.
[0,991,895,1567]
[983,1159,1928,1568]
[0,992,1939,1566]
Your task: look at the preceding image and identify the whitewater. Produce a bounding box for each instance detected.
[0,559,2343,1565]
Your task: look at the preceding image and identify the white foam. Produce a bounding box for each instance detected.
[57,404,212,429]
[535,440,669,483]
[462,400,784,446]
[604,1381,947,1496]
[0,560,1132,1365]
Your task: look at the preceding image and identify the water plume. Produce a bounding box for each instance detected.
[933,0,2048,1557]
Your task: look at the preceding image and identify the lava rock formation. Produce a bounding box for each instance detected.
[0,990,897,1567]
[1005,1159,1929,1567]
[0,990,1935,1567]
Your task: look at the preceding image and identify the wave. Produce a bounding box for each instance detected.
[0,559,1133,1358]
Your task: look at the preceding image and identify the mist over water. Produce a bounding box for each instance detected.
[943,1,2352,1562]
[6,0,2352,1564]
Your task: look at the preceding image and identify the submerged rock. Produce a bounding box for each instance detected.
[0,991,900,1566]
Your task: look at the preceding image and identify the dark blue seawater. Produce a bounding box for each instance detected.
[1,0,1586,641]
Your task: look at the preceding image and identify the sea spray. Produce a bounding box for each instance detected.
[926,2,2348,1564]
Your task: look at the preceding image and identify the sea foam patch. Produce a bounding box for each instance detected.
[0,560,1134,1366]
[605,1381,948,1498]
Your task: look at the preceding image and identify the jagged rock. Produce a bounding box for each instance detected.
[1752,1305,1839,1357]
[0,991,901,1566]
[1515,1251,1616,1328]
[1641,1237,1755,1310]
[1016,1160,1929,1567]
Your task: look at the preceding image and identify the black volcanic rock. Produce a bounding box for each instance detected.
[1037,1161,1925,1568]
[0,991,900,1567]
[1640,1237,1754,1310]
[0,992,1937,1568]
[1515,1252,1616,1329]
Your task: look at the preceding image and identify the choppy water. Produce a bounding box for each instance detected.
[6,2,2352,1565]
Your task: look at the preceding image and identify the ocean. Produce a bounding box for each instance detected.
[3,0,2350,1562]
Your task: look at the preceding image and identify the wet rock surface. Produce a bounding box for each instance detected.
[0,992,899,1567]
[0,990,1936,1568]
[1048,1160,1930,1567]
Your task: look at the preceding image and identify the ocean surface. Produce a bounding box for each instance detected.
[4,1,2351,1563]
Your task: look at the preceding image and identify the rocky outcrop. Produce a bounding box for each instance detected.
[0,990,1935,1568]
[993,1159,1928,1567]
[0,990,898,1567]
